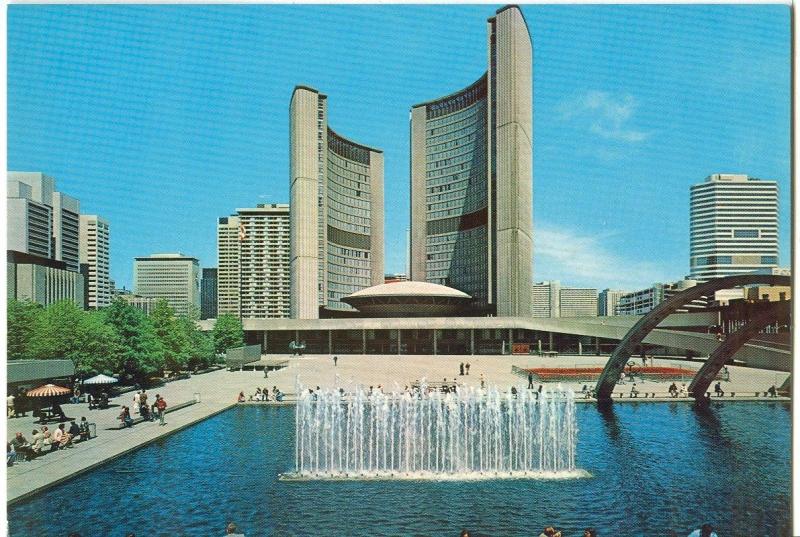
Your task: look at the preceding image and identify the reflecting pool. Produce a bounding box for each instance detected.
[8,402,791,536]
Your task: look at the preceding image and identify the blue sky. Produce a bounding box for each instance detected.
[8,4,791,291]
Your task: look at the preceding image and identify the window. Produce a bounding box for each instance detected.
[734,229,759,238]
[761,256,778,264]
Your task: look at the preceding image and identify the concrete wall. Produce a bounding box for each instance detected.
[370,150,385,287]
[492,6,533,317]
[289,87,322,319]
[409,105,428,283]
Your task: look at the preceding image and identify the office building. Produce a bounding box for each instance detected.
[598,289,628,316]
[200,268,218,320]
[51,191,80,272]
[532,281,560,318]
[559,287,599,318]
[615,279,705,315]
[532,281,597,318]
[7,250,84,307]
[290,86,384,318]
[133,253,200,317]
[217,204,290,319]
[689,174,779,280]
[79,215,111,309]
[409,5,532,316]
[8,172,81,272]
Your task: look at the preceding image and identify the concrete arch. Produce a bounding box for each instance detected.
[688,300,790,400]
[594,274,790,402]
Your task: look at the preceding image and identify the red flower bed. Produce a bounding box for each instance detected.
[522,366,698,381]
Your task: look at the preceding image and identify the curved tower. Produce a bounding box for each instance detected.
[290,86,384,318]
[410,5,532,316]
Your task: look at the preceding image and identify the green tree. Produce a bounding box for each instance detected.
[71,311,124,377]
[27,300,85,360]
[7,299,42,359]
[212,314,244,354]
[105,299,165,383]
[150,300,190,372]
[177,316,215,370]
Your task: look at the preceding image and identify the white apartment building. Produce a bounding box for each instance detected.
[615,279,705,315]
[133,253,200,317]
[217,204,291,319]
[79,215,111,309]
[532,281,598,318]
[690,174,778,281]
[598,289,628,316]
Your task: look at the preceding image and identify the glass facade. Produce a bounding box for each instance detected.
[326,128,374,311]
[423,76,490,309]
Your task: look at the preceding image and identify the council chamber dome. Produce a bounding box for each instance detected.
[341,281,472,317]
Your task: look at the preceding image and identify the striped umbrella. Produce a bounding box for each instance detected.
[26,384,71,397]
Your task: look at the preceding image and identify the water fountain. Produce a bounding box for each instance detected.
[282,383,587,480]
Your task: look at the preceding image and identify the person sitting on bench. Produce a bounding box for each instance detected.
[630,383,640,398]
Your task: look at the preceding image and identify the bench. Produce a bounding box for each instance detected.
[107,399,197,430]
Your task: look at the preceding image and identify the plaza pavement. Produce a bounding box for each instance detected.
[6,353,789,503]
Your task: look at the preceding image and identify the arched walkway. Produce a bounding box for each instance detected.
[594,274,790,402]
[688,300,790,399]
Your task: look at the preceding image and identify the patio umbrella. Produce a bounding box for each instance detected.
[83,374,119,385]
[26,384,71,397]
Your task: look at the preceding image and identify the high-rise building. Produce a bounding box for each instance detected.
[200,267,218,320]
[133,253,200,317]
[598,289,628,316]
[409,5,532,316]
[51,191,81,272]
[532,281,597,318]
[532,281,560,318]
[79,215,111,309]
[8,172,56,259]
[290,86,384,318]
[217,204,291,319]
[559,287,598,318]
[689,174,779,280]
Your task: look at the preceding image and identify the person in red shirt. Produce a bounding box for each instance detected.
[156,396,167,426]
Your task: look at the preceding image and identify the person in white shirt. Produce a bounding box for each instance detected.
[688,523,718,537]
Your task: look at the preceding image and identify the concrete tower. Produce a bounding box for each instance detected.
[290,86,384,319]
[409,5,532,316]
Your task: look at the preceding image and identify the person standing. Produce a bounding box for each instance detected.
[7,393,14,418]
[333,355,338,367]
[465,362,470,375]
[528,372,533,390]
[480,373,485,389]
[459,362,464,376]
[133,391,141,415]
[156,396,167,426]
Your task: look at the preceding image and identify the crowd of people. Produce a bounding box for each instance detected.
[119,391,169,427]
[7,417,92,465]
[239,386,284,402]
[456,523,718,537]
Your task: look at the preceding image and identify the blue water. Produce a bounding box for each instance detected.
[8,402,791,537]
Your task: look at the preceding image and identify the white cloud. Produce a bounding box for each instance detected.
[534,225,674,290]
[558,90,651,143]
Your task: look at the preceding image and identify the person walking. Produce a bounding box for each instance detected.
[133,391,141,415]
[527,372,533,390]
[465,362,470,375]
[459,362,464,376]
[480,373,485,389]
[7,393,15,418]
[156,396,167,425]
[333,355,338,367]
